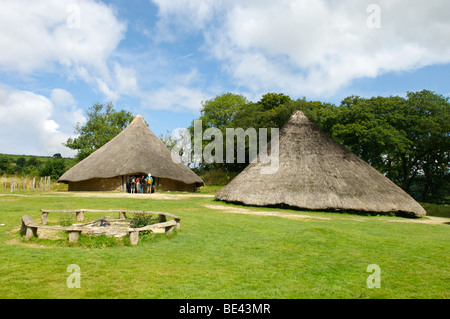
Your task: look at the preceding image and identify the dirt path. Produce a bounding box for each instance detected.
[1,192,214,200]
[204,204,331,221]
[204,204,450,225]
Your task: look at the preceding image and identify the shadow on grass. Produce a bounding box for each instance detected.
[214,198,422,219]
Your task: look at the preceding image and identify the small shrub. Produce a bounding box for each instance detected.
[129,213,158,236]
[59,213,73,227]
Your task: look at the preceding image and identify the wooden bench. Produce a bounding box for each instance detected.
[40,209,181,229]
[127,220,177,246]
[20,215,83,243]
[22,212,179,246]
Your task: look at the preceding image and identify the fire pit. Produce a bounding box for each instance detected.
[21,209,182,246]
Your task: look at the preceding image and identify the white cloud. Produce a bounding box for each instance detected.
[0,0,128,101]
[51,88,76,108]
[50,88,86,128]
[152,0,450,98]
[0,86,83,156]
[142,85,210,112]
[0,0,126,73]
[151,0,221,42]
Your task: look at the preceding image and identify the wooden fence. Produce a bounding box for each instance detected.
[3,176,52,192]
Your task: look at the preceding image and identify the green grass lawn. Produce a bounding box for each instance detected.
[0,190,448,299]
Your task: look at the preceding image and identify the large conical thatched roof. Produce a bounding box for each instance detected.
[215,110,426,217]
[59,114,204,186]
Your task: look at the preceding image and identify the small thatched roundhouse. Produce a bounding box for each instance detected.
[215,110,426,217]
[58,114,204,192]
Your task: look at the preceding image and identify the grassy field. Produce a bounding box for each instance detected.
[0,189,448,299]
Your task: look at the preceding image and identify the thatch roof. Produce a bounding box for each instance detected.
[58,114,204,186]
[215,110,426,217]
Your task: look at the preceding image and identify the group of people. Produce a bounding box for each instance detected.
[128,173,154,194]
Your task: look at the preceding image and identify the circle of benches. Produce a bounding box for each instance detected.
[20,209,181,246]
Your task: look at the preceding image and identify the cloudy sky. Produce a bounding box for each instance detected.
[1,0,449,157]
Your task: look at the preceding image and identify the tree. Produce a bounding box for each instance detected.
[40,158,67,180]
[64,102,134,162]
[188,93,250,171]
[0,154,11,174]
[402,90,449,201]
[16,157,27,167]
[198,93,249,130]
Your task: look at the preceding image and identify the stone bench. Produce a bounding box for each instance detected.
[127,220,177,246]
[21,214,178,246]
[40,209,181,229]
[21,215,83,243]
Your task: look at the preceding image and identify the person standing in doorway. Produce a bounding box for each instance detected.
[146,173,153,193]
[130,176,136,194]
[136,176,140,194]
[140,175,146,193]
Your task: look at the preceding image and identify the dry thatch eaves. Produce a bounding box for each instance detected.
[58,114,204,191]
[215,110,426,217]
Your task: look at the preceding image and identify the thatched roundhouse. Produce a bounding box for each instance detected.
[58,114,204,192]
[215,110,426,217]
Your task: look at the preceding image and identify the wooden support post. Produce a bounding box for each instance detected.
[25,227,38,240]
[165,225,175,234]
[32,177,35,190]
[76,211,84,222]
[119,211,127,220]
[41,212,49,225]
[158,214,167,223]
[68,231,80,243]
[174,218,181,229]
[129,231,139,246]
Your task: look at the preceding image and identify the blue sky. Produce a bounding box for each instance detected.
[0,0,449,157]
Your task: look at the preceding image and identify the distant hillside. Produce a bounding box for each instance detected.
[1,153,73,161]
[0,153,75,178]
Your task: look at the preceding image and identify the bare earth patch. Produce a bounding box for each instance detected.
[47,191,215,200]
[204,204,331,221]
[204,204,450,225]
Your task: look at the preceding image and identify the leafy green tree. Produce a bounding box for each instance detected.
[64,102,134,162]
[198,93,249,130]
[16,157,27,167]
[40,158,67,180]
[189,93,250,171]
[402,90,449,201]
[26,157,41,168]
[0,154,12,174]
